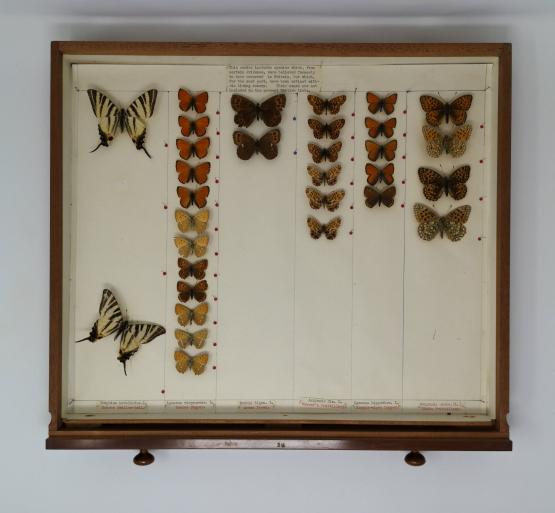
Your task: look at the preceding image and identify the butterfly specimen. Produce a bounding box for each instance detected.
[177,186,210,209]
[366,92,397,115]
[364,186,396,208]
[420,94,473,126]
[413,203,471,241]
[418,166,471,201]
[175,209,209,233]
[178,89,209,113]
[365,117,397,138]
[365,163,395,186]
[231,94,287,127]
[308,142,342,163]
[178,115,210,137]
[87,89,158,158]
[176,161,211,184]
[174,350,209,375]
[178,258,208,280]
[233,130,281,160]
[175,328,208,349]
[307,216,342,240]
[75,289,165,375]
[307,164,342,187]
[307,94,347,115]
[177,280,208,303]
[365,139,397,162]
[422,124,472,158]
[174,234,209,258]
[175,302,209,326]
[307,118,345,139]
[176,137,210,159]
[305,187,345,211]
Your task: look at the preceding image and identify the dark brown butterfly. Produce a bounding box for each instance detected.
[364,186,396,208]
[307,164,342,186]
[365,117,396,138]
[231,94,286,127]
[177,280,208,303]
[308,142,342,163]
[366,93,397,114]
[420,94,473,126]
[307,118,345,139]
[306,216,342,240]
[178,115,210,137]
[414,203,471,241]
[178,89,209,113]
[176,137,210,159]
[365,163,395,186]
[365,139,397,161]
[305,187,345,211]
[418,166,471,201]
[177,186,210,208]
[178,258,208,280]
[233,130,281,160]
[307,94,347,115]
[176,161,211,184]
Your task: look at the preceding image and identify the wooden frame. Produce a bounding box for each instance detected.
[48,42,512,465]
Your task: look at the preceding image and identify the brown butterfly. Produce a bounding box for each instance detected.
[174,235,209,258]
[178,89,209,113]
[308,142,342,163]
[420,94,473,126]
[418,166,471,201]
[364,186,396,208]
[177,186,210,208]
[175,302,208,326]
[176,137,210,159]
[365,139,397,162]
[422,124,472,158]
[178,115,210,137]
[175,328,208,350]
[307,164,342,186]
[414,203,471,241]
[305,187,345,211]
[175,209,209,233]
[307,118,345,139]
[178,258,208,280]
[230,94,286,128]
[177,280,208,303]
[174,350,209,375]
[176,161,211,184]
[365,117,397,138]
[307,216,342,240]
[233,130,280,160]
[365,163,395,186]
[307,94,347,115]
[366,93,397,114]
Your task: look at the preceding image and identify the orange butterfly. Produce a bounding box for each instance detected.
[364,186,396,208]
[365,117,396,138]
[365,139,397,162]
[365,163,395,186]
[176,161,211,184]
[177,186,210,208]
[176,137,210,159]
[178,89,209,113]
[420,94,473,126]
[178,115,210,137]
[307,142,342,163]
[177,280,208,303]
[367,93,397,114]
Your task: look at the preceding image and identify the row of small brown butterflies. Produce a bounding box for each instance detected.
[174,300,209,374]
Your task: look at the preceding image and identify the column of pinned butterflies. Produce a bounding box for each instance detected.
[414,93,474,242]
[305,94,348,240]
[173,88,214,376]
[363,92,398,209]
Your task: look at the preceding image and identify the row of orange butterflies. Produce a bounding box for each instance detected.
[174,89,212,376]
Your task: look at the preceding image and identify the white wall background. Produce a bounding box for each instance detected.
[0,1,554,511]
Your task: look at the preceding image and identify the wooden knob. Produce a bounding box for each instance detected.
[133,449,155,466]
[404,451,426,466]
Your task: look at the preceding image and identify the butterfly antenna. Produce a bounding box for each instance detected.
[75,336,90,343]
[142,146,152,159]
[90,142,103,153]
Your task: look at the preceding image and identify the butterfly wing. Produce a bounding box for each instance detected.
[308,119,326,139]
[191,352,209,375]
[365,140,380,161]
[380,186,396,208]
[307,216,324,239]
[193,234,209,257]
[192,92,209,114]
[174,236,193,257]
[327,119,345,139]
[124,90,157,156]
[449,124,472,158]
[117,322,165,375]
[178,116,193,137]
[364,186,380,208]
[325,142,342,163]
[449,95,473,125]
[193,116,210,136]
[325,164,342,186]
[443,205,471,241]
[414,203,441,241]
[230,95,258,127]
[308,144,324,163]
[307,165,325,186]
[420,95,445,126]
[193,138,210,159]
[448,165,471,200]
[422,125,443,158]
[324,189,345,212]
[418,167,444,201]
[192,186,210,208]
[176,161,193,183]
[175,303,193,326]
[259,94,286,127]
[175,329,193,349]
[192,303,209,325]
[382,140,397,161]
[307,94,326,115]
[85,288,124,341]
[193,209,209,232]
[178,89,194,111]
[87,90,122,151]
[177,187,193,208]
[382,118,397,138]
[175,210,193,232]
[365,164,380,185]
[193,162,211,184]
[366,92,381,114]
[258,129,281,160]
[381,163,395,185]
[365,117,381,138]
[233,131,256,160]
[174,350,191,373]
[382,94,398,115]
[327,95,347,115]
[176,139,192,160]
[305,187,324,210]
[323,217,342,240]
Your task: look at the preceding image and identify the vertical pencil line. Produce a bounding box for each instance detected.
[401,91,408,411]
[292,92,299,406]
